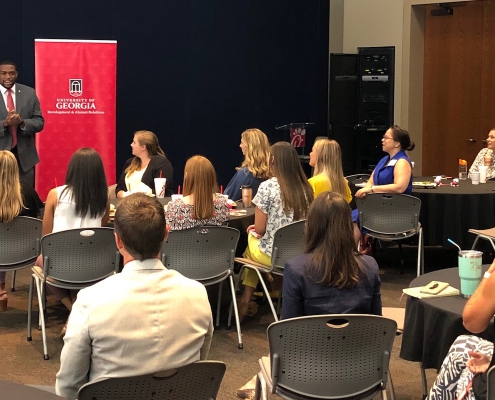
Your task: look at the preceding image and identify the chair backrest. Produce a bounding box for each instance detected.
[488,365,495,400]
[271,220,306,270]
[267,314,397,398]
[356,193,421,235]
[161,226,240,281]
[77,361,226,400]
[41,227,120,283]
[0,216,42,266]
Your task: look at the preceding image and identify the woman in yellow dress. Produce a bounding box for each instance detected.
[308,138,352,203]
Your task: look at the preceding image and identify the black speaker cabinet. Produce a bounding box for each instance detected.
[329,53,358,126]
[357,47,394,127]
[329,54,358,174]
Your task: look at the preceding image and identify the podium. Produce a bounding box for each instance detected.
[275,122,315,177]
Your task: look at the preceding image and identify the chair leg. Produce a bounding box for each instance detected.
[249,267,278,321]
[215,281,223,328]
[34,277,49,360]
[228,275,243,349]
[417,228,424,277]
[388,372,395,400]
[471,236,480,250]
[398,242,404,275]
[11,270,16,292]
[276,287,282,316]
[227,266,245,328]
[27,275,34,341]
[419,362,428,399]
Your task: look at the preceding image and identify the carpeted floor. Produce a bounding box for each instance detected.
[0,244,463,399]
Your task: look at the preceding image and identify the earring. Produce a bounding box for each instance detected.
[395,145,398,148]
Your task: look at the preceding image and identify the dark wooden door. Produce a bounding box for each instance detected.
[481,1,495,137]
[422,2,484,176]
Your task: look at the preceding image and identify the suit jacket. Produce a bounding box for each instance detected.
[0,83,44,172]
[55,258,213,400]
[116,155,174,197]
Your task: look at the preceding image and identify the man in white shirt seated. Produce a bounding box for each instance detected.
[55,193,214,400]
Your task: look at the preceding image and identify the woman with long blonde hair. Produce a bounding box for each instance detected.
[0,150,43,311]
[308,138,352,203]
[166,155,229,230]
[116,130,174,198]
[224,128,270,200]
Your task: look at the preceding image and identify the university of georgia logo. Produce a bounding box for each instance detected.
[69,79,83,97]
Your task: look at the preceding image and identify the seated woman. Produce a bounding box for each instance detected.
[353,125,415,245]
[0,151,43,311]
[428,259,495,400]
[165,155,229,230]
[224,128,270,201]
[355,125,414,199]
[469,128,495,179]
[238,141,314,320]
[308,138,352,202]
[40,148,109,334]
[236,191,382,399]
[116,130,174,198]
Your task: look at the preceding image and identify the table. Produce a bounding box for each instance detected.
[412,177,495,248]
[399,267,494,371]
[0,381,65,399]
[110,197,255,257]
[348,177,495,249]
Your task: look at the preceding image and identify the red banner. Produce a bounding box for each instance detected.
[34,39,117,200]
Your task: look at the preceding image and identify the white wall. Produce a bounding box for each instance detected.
[342,0,404,125]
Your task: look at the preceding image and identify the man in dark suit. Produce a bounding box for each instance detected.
[0,60,44,186]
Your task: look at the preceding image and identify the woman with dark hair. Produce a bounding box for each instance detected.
[236,191,381,399]
[165,155,229,230]
[282,191,382,319]
[353,125,415,246]
[40,148,109,332]
[237,141,314,320]
[469,129,495,180]
[116,130,174,198]
[355,125,415,198]
[0,150,43,311]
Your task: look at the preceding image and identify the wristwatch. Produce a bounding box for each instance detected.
[371,186,375,193]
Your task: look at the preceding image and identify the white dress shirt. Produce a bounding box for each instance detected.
[0,83,16,110]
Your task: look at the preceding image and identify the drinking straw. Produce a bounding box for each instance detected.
[447,238,462,253]
[54,178,58,188]
[178,186,181,194]
[159,170,162,178]
[220,185,223,194]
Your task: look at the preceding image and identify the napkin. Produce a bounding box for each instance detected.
[402,285,460,299]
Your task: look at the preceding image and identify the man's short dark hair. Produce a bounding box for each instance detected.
[0,60,17,69]
[114,193,166,261]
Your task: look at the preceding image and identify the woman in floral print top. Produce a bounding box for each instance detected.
[166,156,229,230]
[237,142,313,321]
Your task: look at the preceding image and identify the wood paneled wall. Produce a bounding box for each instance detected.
[422,1,495,176]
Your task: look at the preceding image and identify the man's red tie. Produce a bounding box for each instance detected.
[6,89,17,148]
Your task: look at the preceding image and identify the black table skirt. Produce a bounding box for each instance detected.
[413,178,495,248]
[348,177,495,249]
[399,267,494,371]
